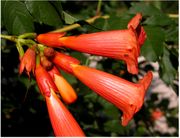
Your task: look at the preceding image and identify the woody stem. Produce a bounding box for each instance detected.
[51,15,109,33]
[96,0,102,15]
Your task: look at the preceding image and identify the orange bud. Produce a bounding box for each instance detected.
[36,32,66,47]
[48,66,77,104]
[35,64,58,97]
[52,52,80,74]
[45,89,85,136]
[19,47,36,77]
[71,64,153,126]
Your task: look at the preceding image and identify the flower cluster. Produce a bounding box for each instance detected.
[18,13,153,136]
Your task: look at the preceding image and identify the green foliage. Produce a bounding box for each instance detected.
[1,0,80,34]
[1,0,34,35]
[25,1,62,27]
[159,46,177,86]
[142,26,165,61]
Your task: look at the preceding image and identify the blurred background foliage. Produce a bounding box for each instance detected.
[1,0,178,136]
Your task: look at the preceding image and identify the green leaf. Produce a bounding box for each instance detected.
[141,26,165,61]
[49,1,63,17]
[106,14,131,30]
[84,92,98,102]
[103,103,119,119]
[2,1,34,35]
[134,126,146,136]
[60,70,77,84]
[159,46,177,85]
[164,24,178,44]
[25,1,62,27]
[70,52,87,65]
[62,11,78,24]
[104,120,129,135]
[129,2,162,16]
[144,14,173,26]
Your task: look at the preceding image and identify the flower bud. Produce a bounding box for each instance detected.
[40,56,53,71]
[48,66,77,104]
[19,47,36,77]
[44,47,55,59]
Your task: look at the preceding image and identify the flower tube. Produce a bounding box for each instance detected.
[45,89,85,136]
[48,66,77,104]
[19,47,36,77]
[70,64,153,126]
[37,13,146,74]
[35,64,58,97]
[52,51,80,74]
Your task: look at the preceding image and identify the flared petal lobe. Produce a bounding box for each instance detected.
[52,52,80,74]
[35,64,58,97]
[45,89,85,136]
[127,13,147,47]
[48,66,77,104]
[19,47,36,76]
[71,64,153,126]
[127,13,142,29]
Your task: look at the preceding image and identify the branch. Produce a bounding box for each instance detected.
[51,15,109,33]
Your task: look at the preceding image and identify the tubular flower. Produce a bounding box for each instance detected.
[36,13,146,74]
[35,64,58,97]
[48,66,77,104]
[52,52,80,74]
[70,64,153,126]
[45,89,85,136]
[19,47,36,77]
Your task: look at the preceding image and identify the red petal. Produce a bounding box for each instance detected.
[127,13,142,29]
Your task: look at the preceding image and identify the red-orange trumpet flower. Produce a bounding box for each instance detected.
[45,89,85,136]
[70,64,153,126]
[37,13,146,74]
[35,64,84,136]
[35,64,58,97]
[19,47,36,77]
[48,66,77,104]
[52,51,80,74]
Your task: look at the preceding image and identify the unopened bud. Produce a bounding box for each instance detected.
[41,56,53,70]
[44,47,55,59]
